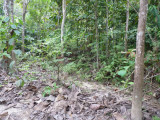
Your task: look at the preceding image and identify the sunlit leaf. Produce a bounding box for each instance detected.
[4,17,10,22]
[15,80,25,87]
[14,30,21,35]
[13,49,22,56]
[9,38,14,45]
[9,61,15,69]
[2,52,11,59]
[117,70,127,77]
[11,24,16,29]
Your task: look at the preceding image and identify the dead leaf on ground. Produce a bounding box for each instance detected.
[0,112,8,118]
[34,101,50,111]
[113,112,125,120]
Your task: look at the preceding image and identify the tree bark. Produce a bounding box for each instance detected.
[3,0,9,17]
[95,0,99,69]
[131,0,148,120]
[106,0,109,58]
[22,0,29,53]
[11,0,16,62]
[61,0,66,57]
[2,0,10,72]
[125,0,129,52]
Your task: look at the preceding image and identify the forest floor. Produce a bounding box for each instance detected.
[0,60,160,120]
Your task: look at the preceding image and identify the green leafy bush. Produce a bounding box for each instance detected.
[63,62,77,74]
[95,57,135,84]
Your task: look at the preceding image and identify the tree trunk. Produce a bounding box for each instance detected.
[11,0,16,62]
[106,0,109,58]
[61,0,66,57]
[22,0,26,53]
[2,0,10,72]
[95,0,99,69]
[131,0,148,120]
[3,0,9,17]
[125,0,129,52]
[22,0,29,53]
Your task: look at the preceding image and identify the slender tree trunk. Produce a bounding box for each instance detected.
[22,0,29,53]
[95,0,99,69]
[3,0,9,17]
[11,0,16,62]
[125,0,129,52]
[11,0,14,23]
[61,0,66,57]
[2,0,10,72]
[22,0,26,53]
[131,0,148,120]
[106,0,109,58]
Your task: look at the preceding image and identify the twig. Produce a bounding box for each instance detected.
[145,73,160,80]
[2,104,16,112]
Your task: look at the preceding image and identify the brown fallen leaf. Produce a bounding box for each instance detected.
[0,112,8,118]
[113,112,125,120]
[34,101,50,111]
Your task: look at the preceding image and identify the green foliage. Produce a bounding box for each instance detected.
[152,116,160,120]
[95,56,135,84]
[42,83,59,97]
[53,82,59,90]
[15,80,25,88]
[0,0,159,95]
[0,52,11,59]
[155,75,160,83]
[63,62,77,74]
[42,86,52,97]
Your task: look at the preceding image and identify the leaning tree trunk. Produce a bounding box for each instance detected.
[61,0,66,57]
[125,0,129,52]
[131,0,148,120]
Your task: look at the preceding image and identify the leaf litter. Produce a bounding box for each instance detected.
[0,63,160,120]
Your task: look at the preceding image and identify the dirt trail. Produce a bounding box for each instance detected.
[0,62,160,120]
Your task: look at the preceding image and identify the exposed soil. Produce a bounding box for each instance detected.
[0,61,160,120]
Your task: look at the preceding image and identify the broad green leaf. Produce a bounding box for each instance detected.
[9,38,14,45]
[11,24,16,29]
[4,17,10,22]
[0,28,5,32]
[123,66,130,70]
[7,45,14,53]
[117,70,127,77]
[9,61,15,69]
[128,82,134,85]
[13,50,22,56]
[2,52,11,59]
[0,43,6,50]
[15,80,25,87]
[18,19,23,25]
[14,30,21,35]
